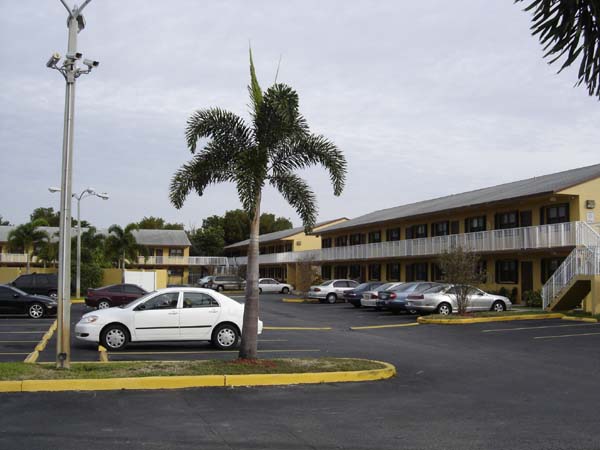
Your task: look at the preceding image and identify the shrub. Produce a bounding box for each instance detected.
[523,290,543,308]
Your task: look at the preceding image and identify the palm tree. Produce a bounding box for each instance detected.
[170,51,347,359]
[105,224,145,279]
[517,0,600,98]
[37,231,59,268]
[7,219,49,273]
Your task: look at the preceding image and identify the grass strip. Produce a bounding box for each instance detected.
[0,358,385,381]
[426,310,555,320]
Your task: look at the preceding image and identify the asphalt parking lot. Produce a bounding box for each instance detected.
[3,293,600,449]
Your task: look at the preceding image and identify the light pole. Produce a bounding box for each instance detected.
[47,0,99,369]
[49,187,109,299]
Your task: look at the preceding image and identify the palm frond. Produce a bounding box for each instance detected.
[271,134,347,195]
[248,46,263,115]
[269,173,317,231]
[185,108,253,153]
[517,0,600,98]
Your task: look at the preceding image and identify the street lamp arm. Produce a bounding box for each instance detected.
[59,0,73,17]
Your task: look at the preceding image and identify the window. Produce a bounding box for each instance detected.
[431,263,444,282]
[322,238,332,249]
[169,268,184,277]
[495,211,518,229]
[368,231,381,243]
[0,287,12,301]
[450,221,459,234]
[123,285,144,294]
[465,216,486,233]
[406,263,428,281]
[386,228,401,241]
[368,264,381,281]
[520,210,532,227]
[540,203,570,225]
[541,258,565,283]
[321,265,332,280]
[432,221,449,237]
[477,260,488,283]
[107,285,122,293]
[334,266,348,279]
[333,280,348,288]
[335,236,348,247]
[285,242,293,252]
[387,263,400,281]
[140,292,179,310]
[182,292,219,308]
[349,233,365,246]
[406,224,427,239]
[495,260,518,284]
[349,264,362,280]
[169,248,184,257]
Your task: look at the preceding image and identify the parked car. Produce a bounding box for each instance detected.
[208,275,246,292]
[378,282,442,314]
[344,282,386,307]
[196,276,214,288]
[75,287,263,351]
[308,279,360,304]
[85,284,148,309]
[360,282,405,308]
[405,284,512,315]
[0,284,57,319]
[11,273,59,298]
[258,278,293,294]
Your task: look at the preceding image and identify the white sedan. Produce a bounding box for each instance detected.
[75,287,263,351]
[258,278,293,294]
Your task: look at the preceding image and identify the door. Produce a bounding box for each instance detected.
[0,287,22,314]
[521,261,533,298]
[259,279,277,293]
[179,292,221,339]
[133,292,181,341]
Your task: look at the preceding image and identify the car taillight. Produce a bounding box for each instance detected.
[313,288,320,292]
[389,293,396,300]
[407,294,424,300]
[371,293,378,299]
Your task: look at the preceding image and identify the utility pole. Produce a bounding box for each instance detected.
[47,0,99,369]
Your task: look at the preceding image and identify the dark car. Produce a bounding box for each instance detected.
[85,284,148,309]
[378,282,442,314]
[0,284,58,319]
[11,273,59,298]
[344,282,386,308]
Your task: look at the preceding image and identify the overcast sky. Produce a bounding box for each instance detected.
[1,1,599,230]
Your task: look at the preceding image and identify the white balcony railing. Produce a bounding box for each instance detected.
[0,253,30,263]
[137,256,229,266]
[231,221,582,266]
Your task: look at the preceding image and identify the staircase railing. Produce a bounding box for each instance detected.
[542,222,600,309]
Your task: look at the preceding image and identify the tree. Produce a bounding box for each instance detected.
[0,216,10,226]
[295,254,320,300]
[517,0,600,98]
[7,219,49,273]
[438,246,486,315]
[188,225,225,256]
[105,224,147,278]
[72,227,108,292]
[30,207,60,227]
[136,216,184,230]
[37,231,59,268]
[170,50,346,359]
[260,213,293,235]
[222,210,251,245]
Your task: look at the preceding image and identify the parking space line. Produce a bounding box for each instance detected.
[109,349,321,355]
[350,323,420,330]
[264,326,332,331]
[482,323,600,333]
[0,331,45,334]
[0,352,30,355]
[0,340,39,343]
[534,332,600,340]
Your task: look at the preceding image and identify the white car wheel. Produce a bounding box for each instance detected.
[492,301,506,312]
[98,300,111,310]
[213,324,239,350]
[28,303,45,319]
[437,302,452,315]
[281,287,290,294]
[326,293,337,304]
[101,325,128,350]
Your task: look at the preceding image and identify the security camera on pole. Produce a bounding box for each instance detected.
[47,0,98,369]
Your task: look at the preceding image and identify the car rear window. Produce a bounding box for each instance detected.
[422,285,448,294]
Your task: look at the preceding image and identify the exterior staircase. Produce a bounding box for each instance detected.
[542,223,600,311]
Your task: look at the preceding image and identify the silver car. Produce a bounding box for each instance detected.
[308,279,360,304]
[405,284,512,315]
[258,278,293,294]
[360,282,405,308]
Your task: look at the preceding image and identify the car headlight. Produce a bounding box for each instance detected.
[80,315,99,324]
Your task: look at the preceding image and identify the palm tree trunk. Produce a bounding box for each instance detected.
[121,251,126,283]
[26,252,30,274]
[239,193,261,359]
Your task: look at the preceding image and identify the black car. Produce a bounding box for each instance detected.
[0,284,58,319]
[11,273,59,298]
[344,282,386,308]
[378,282,441,314]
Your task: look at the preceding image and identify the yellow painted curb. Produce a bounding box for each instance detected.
[561,316,599,323]
[0,360,395,393]
[350,322,420,330]
[282,298,319,303]
[98,345,109,363]
[71,298,85,304]
[25,319,57,363]
[417,313,564,324]
[264,326,332,331]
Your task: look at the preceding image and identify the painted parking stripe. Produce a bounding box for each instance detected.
[0,340,39,343]
[0,331,46,334]
[108,349,321,355]
[482,323,600,333]
[0,352,31,355]
[264,326,332,331]
[350,323,420,330]
[534,332,600,340]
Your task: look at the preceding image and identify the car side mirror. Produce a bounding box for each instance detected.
[13,294,19,298]
[135,304,146,311]
[478,292,484,296]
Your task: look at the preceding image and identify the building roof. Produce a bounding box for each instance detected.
[224,218,347,249]
[317,163,600,234]
[0,225,190,247]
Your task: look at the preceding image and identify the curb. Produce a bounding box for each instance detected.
[282,298,319,304]
[561,316,599,323]
[350,322,419,331]
[0,360,395,393]
[24,319,57,364]
[417,313,565,324]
